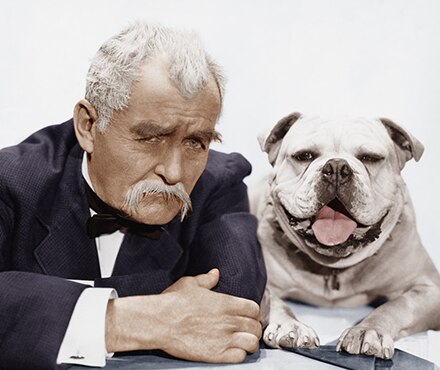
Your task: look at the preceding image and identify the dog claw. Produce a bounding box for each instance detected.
[337,326,395,359]
[264,319,320,350]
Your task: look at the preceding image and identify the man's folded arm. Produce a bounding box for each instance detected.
[0,198,86,369]
[0,271,88,370]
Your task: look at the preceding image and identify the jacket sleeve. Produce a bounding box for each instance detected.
[186,153,267,304]
[0,199,88,370]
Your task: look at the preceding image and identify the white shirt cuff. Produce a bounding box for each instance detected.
[56,287,118,366]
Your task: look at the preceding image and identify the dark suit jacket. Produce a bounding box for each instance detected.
[0,120,266,370]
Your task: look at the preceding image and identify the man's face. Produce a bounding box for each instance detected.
[88,57,221,224]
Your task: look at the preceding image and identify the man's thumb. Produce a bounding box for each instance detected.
[195,268,220,289]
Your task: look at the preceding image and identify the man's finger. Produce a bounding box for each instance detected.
[225,297,260,319]
[194,268,220,289]
[219,347,247,363]
[230,332,260,354]
[229,316,262,339]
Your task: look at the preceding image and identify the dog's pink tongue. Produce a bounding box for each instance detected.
[312,205,357,246]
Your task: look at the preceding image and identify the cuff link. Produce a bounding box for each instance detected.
[69,352,85,360]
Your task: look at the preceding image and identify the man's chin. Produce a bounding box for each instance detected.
[129,204,181,225]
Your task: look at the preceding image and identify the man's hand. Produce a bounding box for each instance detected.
[105,269,262,363]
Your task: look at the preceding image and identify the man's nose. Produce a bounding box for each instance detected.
[154,147,184,185]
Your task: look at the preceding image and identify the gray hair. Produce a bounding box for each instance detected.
[85,21,225,131]
[123,179,192,222]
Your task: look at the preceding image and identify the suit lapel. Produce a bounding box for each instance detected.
[34,144,100,279]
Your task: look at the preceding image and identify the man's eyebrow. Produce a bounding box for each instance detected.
[131,122,222,143]
[192,130,223,143]
[130,121,175,136]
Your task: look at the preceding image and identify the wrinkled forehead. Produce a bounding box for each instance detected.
[281,115,393,154]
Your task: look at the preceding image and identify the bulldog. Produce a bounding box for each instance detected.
[250,112,440,359]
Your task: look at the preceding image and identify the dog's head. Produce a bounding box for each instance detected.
[259,112,424,268]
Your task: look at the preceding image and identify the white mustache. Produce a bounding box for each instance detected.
[123,180,192,221]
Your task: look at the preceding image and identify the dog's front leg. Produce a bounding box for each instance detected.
[261,288,320,349]
[336,283,440,359]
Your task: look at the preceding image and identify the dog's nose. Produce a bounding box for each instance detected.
[321,158,353,185]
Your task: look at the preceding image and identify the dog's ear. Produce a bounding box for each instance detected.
[379,117,424,169]
[258,112,302,165]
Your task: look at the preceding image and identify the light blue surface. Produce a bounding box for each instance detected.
[70,302,439,369]
[71,349,342,370]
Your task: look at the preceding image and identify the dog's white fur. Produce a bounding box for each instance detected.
[251,112,440,358]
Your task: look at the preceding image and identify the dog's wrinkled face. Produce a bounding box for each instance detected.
[260,113,423,266]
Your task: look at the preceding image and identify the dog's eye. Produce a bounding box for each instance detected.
[292,151,315,162]
[358,153,384,163]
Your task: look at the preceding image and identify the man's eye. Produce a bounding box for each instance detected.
[292,151,316,162]
[185,138,205,150]
[140,136,161,143]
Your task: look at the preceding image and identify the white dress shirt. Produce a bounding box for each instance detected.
[56,154,124,366]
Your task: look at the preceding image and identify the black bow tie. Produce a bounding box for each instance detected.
[84,180,164,240]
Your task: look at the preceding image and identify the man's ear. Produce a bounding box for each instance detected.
[258,112,302,166]
[379,117,424,169]
[73,99,99,153]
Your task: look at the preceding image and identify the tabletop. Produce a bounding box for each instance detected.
[72,301,440,369]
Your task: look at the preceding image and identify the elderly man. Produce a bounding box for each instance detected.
[0,22,265,370]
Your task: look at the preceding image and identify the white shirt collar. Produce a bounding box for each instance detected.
[81,152,95,191]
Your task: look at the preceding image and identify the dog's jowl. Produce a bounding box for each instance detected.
[250,112,440,359]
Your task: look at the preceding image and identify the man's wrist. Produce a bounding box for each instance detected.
[105,294,172,353]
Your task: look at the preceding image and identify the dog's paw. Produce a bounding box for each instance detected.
[263,319,320,349]
[336,326,394,359]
